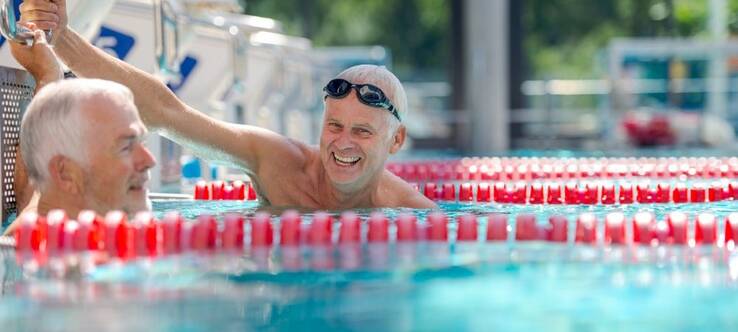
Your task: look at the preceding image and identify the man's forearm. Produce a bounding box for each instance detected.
[52,28,173,128]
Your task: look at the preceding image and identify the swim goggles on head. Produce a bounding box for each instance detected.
[323,78,401,122]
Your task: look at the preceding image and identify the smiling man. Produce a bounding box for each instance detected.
[20,0,435,210]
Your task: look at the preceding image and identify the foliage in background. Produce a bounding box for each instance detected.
[240,0,449,81]
[240,0,736,82]
[523,0,738,79]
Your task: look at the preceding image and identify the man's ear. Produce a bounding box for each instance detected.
[389,125,406,154]
[47,155,84,194]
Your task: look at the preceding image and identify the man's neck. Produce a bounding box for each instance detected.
[36,189,87,218]
[316,166,380,209]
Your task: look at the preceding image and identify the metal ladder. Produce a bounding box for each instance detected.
[0,66,34,228]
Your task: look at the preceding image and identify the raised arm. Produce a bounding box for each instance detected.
[20,0,306,173]
[7,24,62,225]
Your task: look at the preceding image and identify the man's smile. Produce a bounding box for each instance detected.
[332,152,362,167]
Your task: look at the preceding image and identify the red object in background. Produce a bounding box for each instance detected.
[622,112,676,147]
[459,183,474,201]
[729,182,738,200]
[564,182,579,204]
[652,221,670,244]
[161,212,183,254]
[725,213,738,246]
[15,212,43,252]
[427,212,448,241]
[655,183,670,203]
[424,183,438,200]
[528,182,544,204]
[575,213,597,244]
[104,211,133,259]
[690,184,706,203]
[367,212,390,242]
[132,211,160,257]
[586,183,600,204]
[194,180,210,200]
[456,214,478,242]
[494,183,508,203]
[232,181,246,200]
[222,185,235,200]
[672,184,689,203]
[515,214,539,241]
[476,183,491,202]
[247,182,258,200]
[486,214,508,241]
[708,182,724,202]
[636,183,652,203]
[441,183,456,201]
[210,181,224,200]
[619,183,634,204]
[547,215,568,243]
[77,211,105,251]
[601,183,615,204]
[339,211,361,244]
[632,212,655,245]
[511,183,527,204]
[246,213,269,247]
[604,212,626,245]
[546,183,563,204]
[310,212,333,246]
[666,212,688,244]
[280,211,302,246]
[695,213,717,245]
[192,214,217,250]
[396,214,418,241]
[46,210,67,253]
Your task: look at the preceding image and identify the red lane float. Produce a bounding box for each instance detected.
[456,214,478,242]
[486,214,508,241]
[368,212,390,242]
[339,212,361,244]
[386,157,738,182]
[194,181,259,201]
[13,208,738,269]
[575,213,597,244]
[325,181,738,205]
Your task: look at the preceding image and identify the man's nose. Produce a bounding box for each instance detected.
[334,130,355,149]
[134,144,157,171]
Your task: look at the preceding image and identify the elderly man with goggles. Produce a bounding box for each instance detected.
[17,0,436,210]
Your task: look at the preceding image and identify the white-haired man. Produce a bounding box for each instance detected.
[3,26,156,234]
[20,0,436,210]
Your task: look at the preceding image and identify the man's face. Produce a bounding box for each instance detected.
[319,88,402,191]
[80,94,156,214]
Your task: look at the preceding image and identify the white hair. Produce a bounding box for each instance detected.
[20,79,135,190]
[335,65,408,133]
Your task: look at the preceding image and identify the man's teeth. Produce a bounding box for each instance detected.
[334,153,360,164]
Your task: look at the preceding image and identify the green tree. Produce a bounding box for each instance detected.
[240,0,449,80]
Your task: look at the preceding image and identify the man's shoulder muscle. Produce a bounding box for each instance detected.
[379,170,437,209]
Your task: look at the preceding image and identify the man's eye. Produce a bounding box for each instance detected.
[355,128,372,136]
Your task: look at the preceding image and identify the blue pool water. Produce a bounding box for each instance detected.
[2,199,738,331]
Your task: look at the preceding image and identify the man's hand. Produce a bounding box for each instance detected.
[8,22,63,89]
[19,0,67,40]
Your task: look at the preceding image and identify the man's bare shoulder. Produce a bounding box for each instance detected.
[379,170,438,209]
[241,126,315,173]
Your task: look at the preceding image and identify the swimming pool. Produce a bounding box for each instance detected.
[3,191,738,331]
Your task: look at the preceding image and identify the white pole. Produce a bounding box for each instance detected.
[464,0,510,153]
[707,0,728,117]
